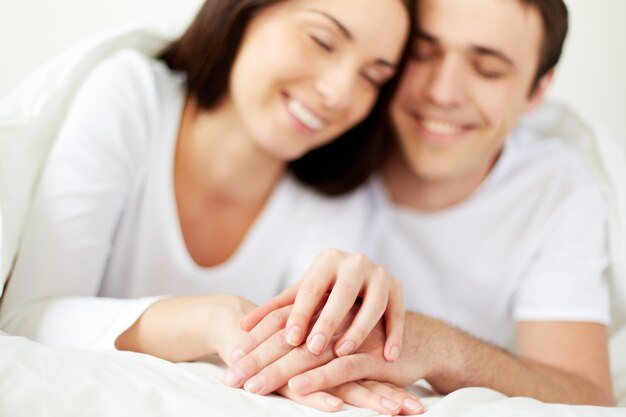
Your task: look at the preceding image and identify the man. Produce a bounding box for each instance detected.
[227,0,614,407]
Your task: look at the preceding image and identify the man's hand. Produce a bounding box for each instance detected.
[229,309,613,406]
[287,314,614,406]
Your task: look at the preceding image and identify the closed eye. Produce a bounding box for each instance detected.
[310,34,334,53]
[361,66,395,88]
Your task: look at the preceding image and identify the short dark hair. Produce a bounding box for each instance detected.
[519,0,569,91]
[159,0,415,195]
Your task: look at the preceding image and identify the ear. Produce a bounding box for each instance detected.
[525,69,555,113]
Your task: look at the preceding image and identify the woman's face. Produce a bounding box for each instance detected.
[228,0,410,160]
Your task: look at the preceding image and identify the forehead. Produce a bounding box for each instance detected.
[419,0,544,67]
[290,0,408,33]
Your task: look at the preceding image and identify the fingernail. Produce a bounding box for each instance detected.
[388,345,400,362]
[286,326,302,346]
[230,347,245,363]
[336,340,355,356]
[325,395,342,408]
[289,375,309,392]
[244,376,265,394]
[307,334,326,354]
[381,398,400,411]
[223,367,244,387]
[404,398,424,414]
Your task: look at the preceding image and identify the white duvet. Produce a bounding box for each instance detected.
[1,24,626,416]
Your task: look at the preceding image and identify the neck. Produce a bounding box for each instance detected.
[176,97,285,205]
[382,146,495,212]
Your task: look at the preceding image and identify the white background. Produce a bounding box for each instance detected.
[1,0,625,142]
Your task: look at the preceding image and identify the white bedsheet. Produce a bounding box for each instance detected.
[1,329,625,416]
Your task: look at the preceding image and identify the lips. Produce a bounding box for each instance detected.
[287,98,327,132]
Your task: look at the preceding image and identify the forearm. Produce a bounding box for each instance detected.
[115,295,243,363]
[405,313,614,406]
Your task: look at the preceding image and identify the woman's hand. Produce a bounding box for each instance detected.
[115,294,256,363]
[240,248,404,361]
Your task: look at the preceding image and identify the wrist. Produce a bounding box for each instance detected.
[402,313,450,383]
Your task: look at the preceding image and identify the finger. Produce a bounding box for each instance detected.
[306,262,364,354]
[328,381,401,415]
[276,385,344,413]
[230,306,292,363]
[285,250,341,347]
[240,283,300,331]
[333,268,389,356]
[384,277,405,362]
[243,341,336,396]
[224,328,291,388]
[359,381,424,415]
[288,354,370,395]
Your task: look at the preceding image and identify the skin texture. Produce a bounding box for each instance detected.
[240,249,405,361]
[231,0,613,407]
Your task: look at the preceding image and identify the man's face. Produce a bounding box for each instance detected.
[391,0,550,184]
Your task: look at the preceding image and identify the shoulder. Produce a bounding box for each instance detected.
[496,126,603,203]
[78,48,183,110]
[62,49,185,152]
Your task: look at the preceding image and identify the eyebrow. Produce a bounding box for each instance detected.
[309,10,353,40]
[309,10,398,69]
[416,31,516,68]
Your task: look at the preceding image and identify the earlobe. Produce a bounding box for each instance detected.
[525,70,555,112]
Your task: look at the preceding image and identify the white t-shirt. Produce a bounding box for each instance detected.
[367,128,610,349]
[0,50,375,350]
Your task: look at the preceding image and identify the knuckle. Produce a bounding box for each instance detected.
[242,352,262,375]
[266,310,286,329]
[317,248,342,263]
[367,291,389,313]
[348,253,370,270]
[238,334,258,352]
[300,281,327,299]
[264,364,287,388]
[289,310,313,329]
[316,316,339,333]
[338,356,359,376]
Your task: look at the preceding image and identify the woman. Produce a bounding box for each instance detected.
[0,0,419,413]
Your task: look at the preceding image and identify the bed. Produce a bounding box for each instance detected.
[1,24,625,416]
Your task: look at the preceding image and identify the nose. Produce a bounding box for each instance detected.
[314,65,356,111]
[423,56,466,109]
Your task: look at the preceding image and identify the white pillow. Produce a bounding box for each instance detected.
[0,24,174,297]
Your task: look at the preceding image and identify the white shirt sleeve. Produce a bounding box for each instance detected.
[513,185,611,324]
[0,51,162,350]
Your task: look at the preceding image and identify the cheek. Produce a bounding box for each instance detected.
[473,79,529,129]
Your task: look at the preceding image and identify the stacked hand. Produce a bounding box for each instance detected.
[221,249,426,415]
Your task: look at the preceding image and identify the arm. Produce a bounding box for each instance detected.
[0,51,157,349]
[288,313,614,406]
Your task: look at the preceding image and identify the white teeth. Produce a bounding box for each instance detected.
[288,99,326,131]
[422,118,462,135]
